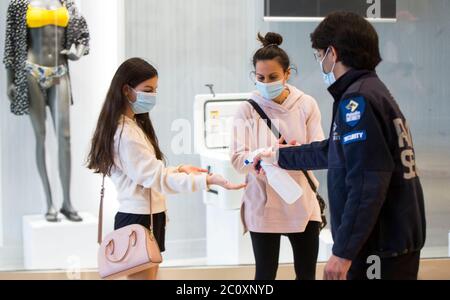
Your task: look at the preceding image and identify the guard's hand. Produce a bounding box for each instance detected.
[252,138,299,176]
[323,255,352,280]
[252,138,299,175]
[207,174,246,190]
[252,150,276,175]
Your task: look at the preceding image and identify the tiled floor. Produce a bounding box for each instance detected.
[0,258,449,280]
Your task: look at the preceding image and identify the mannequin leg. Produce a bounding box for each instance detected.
[48,74,82,222]
[27,75,59,222]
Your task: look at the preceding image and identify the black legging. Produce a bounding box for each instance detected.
[250,221,320,280]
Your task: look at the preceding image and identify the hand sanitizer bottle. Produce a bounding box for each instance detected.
[261,163,303,205]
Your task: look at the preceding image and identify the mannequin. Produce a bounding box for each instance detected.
[3,0,90,222]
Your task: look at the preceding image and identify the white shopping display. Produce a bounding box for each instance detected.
[244,148,303,205]
[22,213,98,270]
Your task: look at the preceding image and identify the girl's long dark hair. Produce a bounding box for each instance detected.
[87,57,165,176]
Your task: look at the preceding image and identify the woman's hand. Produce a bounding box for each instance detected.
[178,165,209,174]
[207,174,246,190]
[279,137,300,147]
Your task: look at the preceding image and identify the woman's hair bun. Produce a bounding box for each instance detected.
[257,32,283,47]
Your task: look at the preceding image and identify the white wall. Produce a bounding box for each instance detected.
[69,0,125,241]
[0,0,125,269]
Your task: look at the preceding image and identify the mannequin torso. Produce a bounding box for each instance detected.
[27,0,67,67]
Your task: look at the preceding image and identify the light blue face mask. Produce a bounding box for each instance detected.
[128,88,157,114]
[255,80,285,100]
[319,47,336,87]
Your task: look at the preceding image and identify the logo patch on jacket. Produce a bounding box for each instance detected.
[340,96,366,127]
[342,130,367,145]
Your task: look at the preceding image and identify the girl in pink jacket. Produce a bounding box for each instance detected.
[231,32,325,280]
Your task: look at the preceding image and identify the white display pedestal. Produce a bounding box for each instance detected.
[318,229,334,262]
[206,205,297,265]
[22,213,98,270]
[206,206,253,265]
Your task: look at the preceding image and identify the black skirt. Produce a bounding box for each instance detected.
[114,212,166,252]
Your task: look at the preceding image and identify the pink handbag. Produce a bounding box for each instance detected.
[97,176,162,280]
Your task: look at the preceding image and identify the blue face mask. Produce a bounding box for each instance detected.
[255,80,285,100]
[129,89,157,114]
[319,48,336,87]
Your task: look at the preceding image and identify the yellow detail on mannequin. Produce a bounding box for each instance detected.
[26,5,69,28]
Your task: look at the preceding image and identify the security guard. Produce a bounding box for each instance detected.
[254,12,426,280]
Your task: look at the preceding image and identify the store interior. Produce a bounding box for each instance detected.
[0,0,449,278]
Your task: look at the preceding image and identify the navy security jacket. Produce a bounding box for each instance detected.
[278,69,426,260]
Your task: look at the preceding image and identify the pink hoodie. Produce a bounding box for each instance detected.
[230,84,325,234]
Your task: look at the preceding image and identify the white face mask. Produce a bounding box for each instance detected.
[255,80,285,100]
[129,88,157,114]
[319,47,336,87]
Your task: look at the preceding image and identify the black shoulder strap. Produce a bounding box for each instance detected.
[247,100,283,141]
[247,99,318,193]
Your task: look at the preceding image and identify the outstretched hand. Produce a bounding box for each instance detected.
[207,174,246,190]
[178,165,209,175]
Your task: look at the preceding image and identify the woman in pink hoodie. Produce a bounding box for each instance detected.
[231,32,325,280]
